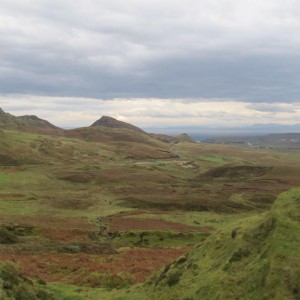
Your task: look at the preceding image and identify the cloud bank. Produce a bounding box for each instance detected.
[1,0,300,102]
[1,95,300,129]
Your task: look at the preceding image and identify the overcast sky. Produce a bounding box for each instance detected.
[0,0,300,129]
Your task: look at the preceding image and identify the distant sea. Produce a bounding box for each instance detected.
[188,131,262,142]
[147,128,300,142]
[148,129,270,142]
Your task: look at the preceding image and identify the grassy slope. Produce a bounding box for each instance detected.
[135,188,300,300]
[44,188,300,300]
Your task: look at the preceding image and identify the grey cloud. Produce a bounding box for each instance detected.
[247,103,297,113]
[1,0,300,102]
[1,47,300,102]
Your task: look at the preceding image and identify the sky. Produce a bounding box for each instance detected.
[0,0,300,130]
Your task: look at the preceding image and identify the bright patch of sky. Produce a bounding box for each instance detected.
[1,95,299,130]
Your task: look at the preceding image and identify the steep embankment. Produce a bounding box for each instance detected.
[132,188,300,300]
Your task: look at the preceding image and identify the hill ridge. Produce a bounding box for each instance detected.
[0,107,59,130]
[91,116,145,133]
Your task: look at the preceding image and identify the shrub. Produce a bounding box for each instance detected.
[166,270,182,286]
[85,272,132,289]
[0,227,19,244]
[0,263,55,300]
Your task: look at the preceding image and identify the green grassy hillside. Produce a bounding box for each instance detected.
[136,188,300,300]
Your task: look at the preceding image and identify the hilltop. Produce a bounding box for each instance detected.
[0,108,195,146]
[0,108,59,130]
[91,116,145,133]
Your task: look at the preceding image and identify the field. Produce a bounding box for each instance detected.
[0,128,300,299]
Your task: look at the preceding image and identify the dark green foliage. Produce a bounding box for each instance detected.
[0,225,38,244]
[231,229,237,239]
[175,256,187,265]
[228,248,251,262]
[0,263,55,300]
[115,230,208,248]
[0,227,19,244]
[166,271,182,286]
[84,272,133,289]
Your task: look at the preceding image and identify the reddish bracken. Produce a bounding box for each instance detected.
[105,216,214,232]
[0,247,191,284]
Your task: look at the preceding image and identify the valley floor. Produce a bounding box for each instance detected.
[0,129,300,299]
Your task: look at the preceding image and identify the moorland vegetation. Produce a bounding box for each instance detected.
[0,108,299,299]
